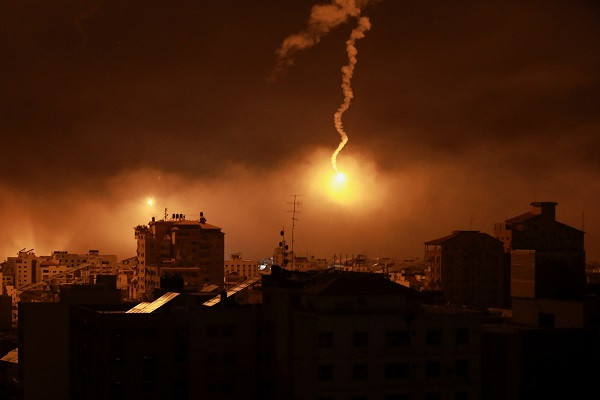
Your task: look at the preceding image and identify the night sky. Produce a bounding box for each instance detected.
[1,0,599,261]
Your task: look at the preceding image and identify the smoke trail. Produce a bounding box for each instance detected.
[331,16,371,173]
[269,1,369,82]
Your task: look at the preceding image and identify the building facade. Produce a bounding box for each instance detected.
[134,212,224,299]
[424,231,507,308]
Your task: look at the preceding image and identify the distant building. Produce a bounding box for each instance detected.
[12,250,37,287]
[424,231,507,308]
[134,212,224,299]
[225,253,260,282]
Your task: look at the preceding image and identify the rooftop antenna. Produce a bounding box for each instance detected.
[582,210,585,232]
[278,228,289,269]
[469,215,474,230]
[287,194,301,271]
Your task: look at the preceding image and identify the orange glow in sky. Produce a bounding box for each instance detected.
[304,150,387,210]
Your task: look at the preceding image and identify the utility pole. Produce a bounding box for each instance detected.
[287,194,301,270]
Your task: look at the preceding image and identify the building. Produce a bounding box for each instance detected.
[18,282,122,400]
[134,212,224,299]
[12,250,37,287]
[225,253,260,282]
[494,201,587,328]
[261,266,483,400]
[424,231,507,308]
[494,201,585,301]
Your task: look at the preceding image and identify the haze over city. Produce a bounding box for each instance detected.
[1,0,598,261]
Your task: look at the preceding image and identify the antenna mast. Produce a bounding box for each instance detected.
[287,194,301,270]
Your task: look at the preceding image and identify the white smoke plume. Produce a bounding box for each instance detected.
[331,16,371,172]
[269,0,370,82]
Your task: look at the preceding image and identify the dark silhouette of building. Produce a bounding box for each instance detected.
[261,267,483,400]
[481,201,599,399]
[494,201,585,301]
[424,231,508,308]
[18,283,122,400]
[18,266,484,399]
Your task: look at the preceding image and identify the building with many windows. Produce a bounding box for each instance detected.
[134,212,224,299]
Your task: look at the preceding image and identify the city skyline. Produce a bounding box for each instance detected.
[1,1,599,261]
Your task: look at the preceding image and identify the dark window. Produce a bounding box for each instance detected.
[111,381,125,399]
[318,364,333,381]
[318,332,333,348]
[538,313,555,328]
[456,328,469,344]
[353,396,368,400]
[385,362,409,379]
[455,391,468,400]
[385,396,409,400]
[386,330,410,347]
[352,363,368,380]
[425,394,440,400]
[426,329,441,345]
[290,294,301,306]
[222,383,234,392]
[426,362,441,378]
[456,359,468,378]
[353,331,368,347]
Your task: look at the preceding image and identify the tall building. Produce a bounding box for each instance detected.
[12,250,37,287]
[494,201,585,302]
[134,212,224,298]
[424,231,507,308]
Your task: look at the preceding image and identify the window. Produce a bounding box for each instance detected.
[385,362,409,379]
[317,364,333,381]
[538,313,555,328]
[426,329,441,345]
[386,330,410,347]
[111,381,125,399]
[352,363,368,380]
[455,391,468,400]
[353,331,368,347]
[385,396,408,400]
[426,362,441,378]
[318,332,333,348]
[456,328,469,345]
[425,394,440,400]
[456,359,468,378]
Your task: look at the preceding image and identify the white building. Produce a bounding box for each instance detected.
[225,254,260,282]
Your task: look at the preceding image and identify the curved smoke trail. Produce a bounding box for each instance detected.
[270,1,373,173]
[331,16,371,173]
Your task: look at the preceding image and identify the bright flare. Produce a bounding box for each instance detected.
[146,198,154,207]
[327,171,352,204]
[335,172,347,184]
